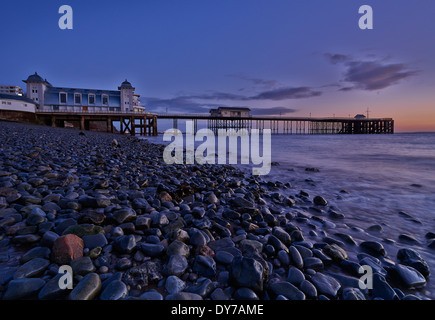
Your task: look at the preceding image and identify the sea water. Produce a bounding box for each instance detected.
[145,132,435,299]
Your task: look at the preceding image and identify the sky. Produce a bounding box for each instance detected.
[1,0,434,132]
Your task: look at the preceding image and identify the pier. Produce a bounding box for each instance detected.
[158,114,394,135]
[30,111,394,136]
[35,111,158,136]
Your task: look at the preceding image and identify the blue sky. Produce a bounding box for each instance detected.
[1,0,434,131]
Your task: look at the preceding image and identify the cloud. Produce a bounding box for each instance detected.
[227,73,278,88]
[343,61,419,91]
[324,53,351,65]
[249,87,322,100]
[324,52,419,91]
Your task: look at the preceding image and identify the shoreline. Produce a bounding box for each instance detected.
[0,121,432,300]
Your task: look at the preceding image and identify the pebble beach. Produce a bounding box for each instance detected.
[0,120,432,300]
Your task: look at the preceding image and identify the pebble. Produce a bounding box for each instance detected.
[3,278,46,300]
[360,241,386,257]
[268,281,305,300]
[311,273,341,297]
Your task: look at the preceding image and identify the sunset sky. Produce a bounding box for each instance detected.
[1,0,434,132]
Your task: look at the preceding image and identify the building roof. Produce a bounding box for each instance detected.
[23,72,48,84]
[217,106,251,111]
[119,79,134,89]
[0,93,36,104]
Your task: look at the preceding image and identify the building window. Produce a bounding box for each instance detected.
[1,101,5,104]
[102,94,109,106]
[23,104,27,107]
[59,92,67,104]
[7,102,11,105]
[88,94,95,105]
[74,93,82,105]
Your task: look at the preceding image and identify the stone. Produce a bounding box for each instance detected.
[166,292,203,300]
[71,256,96,275]
[100,280,128,300]
[322,243,348,262]
[289,246,303,269]
[360,241,386,257]
[141,243,165,257]
[397,248,430,277]
[12,234,41,244]
[38,274,70,300]
[272,226,292,246]
[387,264,426,289]
[215,250,234,265]
[52,234,84,264]
[69,273,101,300]
[398,234,420,245]
[166,240,190,257]
[21,247,51,263]
[185,278,215,298]
[82,233,108,249]
[303,257,324,270]
[211,288,230,300]
[372,273,398,300]
[3,278,45,300]
[165,275,186,294]
[189,229,207,247]
[165,254,188,276]
[112,208,136,224]
[113,235,136,254]
[287,266,305,286]
[311,273,341,297]
[13,258,50,279]
[62,224,104,237]
[233,287,259,300]
[41,231,59,247]
[313,196,327,206]
[268,235,288,253]
[140,290,164,300]
[192,255,216,277]
[268,281,305,300]
[230,256,265,292]
[300,280,317,298]
[342,287,366,300]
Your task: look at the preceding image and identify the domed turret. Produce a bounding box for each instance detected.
[119,79,134,89]
[24,72,45,83]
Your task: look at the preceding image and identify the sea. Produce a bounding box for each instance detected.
[144,131,435,299]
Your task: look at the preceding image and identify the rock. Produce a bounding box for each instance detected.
[113,235,136,254]
[230,256,265,292]
[287,266,305,285]
[71,256,96,275]
[100,280,128,300]
[189,229,207,247]
[207,192,219,204]
[12,234,41,244]
[268,235,288,253]
[303,257,324,270]
[289,246,303,269]
[272,226,292,246]
[140,290,164,300]
[233,287,259,300]
[62,224,103,237]
[231,197,255,209]
[21,247,51,263]
[322,243,348,262]
[3,278,45,300]
[398,234,420,245]
[38,274,70,299]
[313,196,327,206]
[192,255,216,277]
[141,243,165,257]
[165,275,186,294]
[41,231,59,247]
[215,251,234,265]
[185,278,215,298]
[13,258,50,279]
[300,280,317,298]
[165,254,188,276]
[166,292,203,300]
[69,273,101,300]
[82,233,108,249]
[166,240,190,257]
[342,287,366,300]
[52,234,84,264]
[397,248,430,278]
[360,241,386,257]
[311,273,341,297]
[112,208,136,224]
[268,281,305,300]
[387,264,426,289]
[372,273,398,300]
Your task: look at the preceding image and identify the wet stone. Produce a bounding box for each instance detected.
[360,241,386,257]
[100,280,128,300]
[69,273,101,300]
[14,258,50,279]
[268,281,305,300]
[311,273,341,298]
[3,278,46,300]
